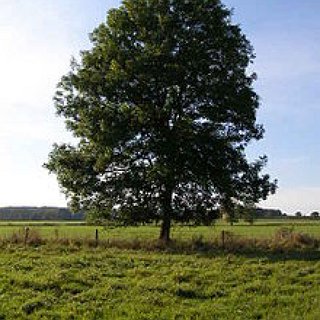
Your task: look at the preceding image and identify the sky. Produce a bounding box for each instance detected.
[0,0,319,214]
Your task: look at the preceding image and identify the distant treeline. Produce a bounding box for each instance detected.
[0,207,84,220]
[256,208,320,218]
[256,208,283,217]
[0,206,315,222]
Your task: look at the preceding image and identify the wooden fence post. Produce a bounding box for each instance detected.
[95,229,99,247]
[221,230,225,249]
[24,227,30,246]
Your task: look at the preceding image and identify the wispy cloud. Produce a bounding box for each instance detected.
[261,187,320,215]
[0,1,112,206]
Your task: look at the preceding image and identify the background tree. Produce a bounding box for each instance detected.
[295,211,302,217]
[221,203,238,226]
[45,0,277,242]
[310,211,319,218]
[236,203,257,225]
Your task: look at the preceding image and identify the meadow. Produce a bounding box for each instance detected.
[0,218,319,241]
[0,219,319,319]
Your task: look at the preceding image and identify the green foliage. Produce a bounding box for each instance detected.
[45,0,277,240]
[236,203,257,225]
[310,211,319,218]
[222,209,239,226]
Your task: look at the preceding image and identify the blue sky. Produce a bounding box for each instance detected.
[224,0,320,213]
[0,0,319,214]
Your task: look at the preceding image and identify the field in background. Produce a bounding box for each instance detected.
[0,219,319,241]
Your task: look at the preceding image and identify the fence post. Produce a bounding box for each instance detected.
[221,230,225,249]
[24,227,30,246]
[95,229,99,247]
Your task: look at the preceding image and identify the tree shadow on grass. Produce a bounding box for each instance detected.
[210,248,320,262]
[173,246,320,262]
[90,233,320,262]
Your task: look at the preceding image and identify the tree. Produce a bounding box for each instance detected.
[295,211,302,217]
[221,205,238,226]
[236,203,257,225]
[310,211,319,218]
[45,0,277,242]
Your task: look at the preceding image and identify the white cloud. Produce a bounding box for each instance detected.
[0,1,88,206]
[0,171,67,207]
[261,187,320,215]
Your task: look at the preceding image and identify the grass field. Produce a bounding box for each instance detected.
[0,246,319,319]
[0,219,319,241]
[0,219,319,319]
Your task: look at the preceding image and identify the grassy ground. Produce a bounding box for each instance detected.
[0,219,319,241]
[0,220,318,319]
[0,246,319,319]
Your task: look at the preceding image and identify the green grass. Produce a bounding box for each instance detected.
[0,246,319,319]
[0,220,319,318]
[0,219,319,241]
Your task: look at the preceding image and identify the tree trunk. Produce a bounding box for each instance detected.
[159,213,171,242]
[159,188,173,243]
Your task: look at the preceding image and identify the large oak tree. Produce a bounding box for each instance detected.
[46,0,277,241]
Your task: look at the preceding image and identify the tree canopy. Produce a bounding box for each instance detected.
[45,0,277,241]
